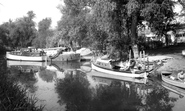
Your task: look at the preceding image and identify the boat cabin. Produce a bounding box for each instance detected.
[95,59,113,69]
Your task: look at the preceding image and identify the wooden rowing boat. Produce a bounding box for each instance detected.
[161,81,185,98]
[161,71,185,89]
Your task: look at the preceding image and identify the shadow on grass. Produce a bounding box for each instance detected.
[146,43,185,56]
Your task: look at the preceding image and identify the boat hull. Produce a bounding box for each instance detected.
[44,47,81,62]
[91,62,147,78]
[6,52,47,62]
[49,52,81,62]
[161,72,185,89]
[161,82,185,97]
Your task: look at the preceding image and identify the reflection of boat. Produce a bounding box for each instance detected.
[46,61,81,72]
[7,60,47,73]
[161,71,185,89]
[88,70,148,84]
[7,60,47,67]
[91,58,148,78]
[44,47,80,62]
[161,81,185,98]
[8,64,43,73]
[6,47,47,62]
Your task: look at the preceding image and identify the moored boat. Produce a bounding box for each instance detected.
[6,47,47,62]
[76,47,93,61]
[161,81,185,98]
[161,71,185,89]
[43,47,66,57]
[44,47,80,62]
[91,58,148,78]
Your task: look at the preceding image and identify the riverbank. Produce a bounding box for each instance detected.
[146,44,185,76]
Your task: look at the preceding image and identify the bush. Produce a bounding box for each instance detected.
[0,58,44,111]
[144,41,164,49]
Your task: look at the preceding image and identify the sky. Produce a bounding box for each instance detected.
[0,0,63,28]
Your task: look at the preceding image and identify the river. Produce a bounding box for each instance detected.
[1,55,185,111]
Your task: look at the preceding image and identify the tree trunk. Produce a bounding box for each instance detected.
[130,14,138,58]
[165,34,169,46]
[131,14,138,44]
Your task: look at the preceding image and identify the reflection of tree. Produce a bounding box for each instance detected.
[8,66,38,93]
[39,69,56,82]
[56,69,178,111]
[56,71,142,111]
[91,81,142,111]
[56,71,92,111]
[143,79,177,111]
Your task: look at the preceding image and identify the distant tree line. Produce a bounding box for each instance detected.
[0,11,54,52]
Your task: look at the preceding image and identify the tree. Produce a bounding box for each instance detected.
[0,24,9,47]
[57,0,91,49]
[8,11,37,48]
[0,20,17,50]
[56,0,175,58]
[33,18,53,48]
[89,0,175,58]
[0,11,38,49]
[91,0,131,59]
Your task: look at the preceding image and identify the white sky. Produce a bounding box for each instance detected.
[0,0,63,28]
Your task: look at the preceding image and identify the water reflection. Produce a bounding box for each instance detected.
[39,69,57,82]
[145,89,176,110]
[56,70,92,110]
[161,81,185,98]
[7,61,42,93]
[55,69,177,111]
[4,60,184,111]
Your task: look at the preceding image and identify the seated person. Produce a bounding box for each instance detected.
[119,59,136,71]
[170,75,175,80]
[136,62,145,71]
[129,59,136,69]
[177,71,185,81]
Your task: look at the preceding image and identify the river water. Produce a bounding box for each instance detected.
[1,55,185,111]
